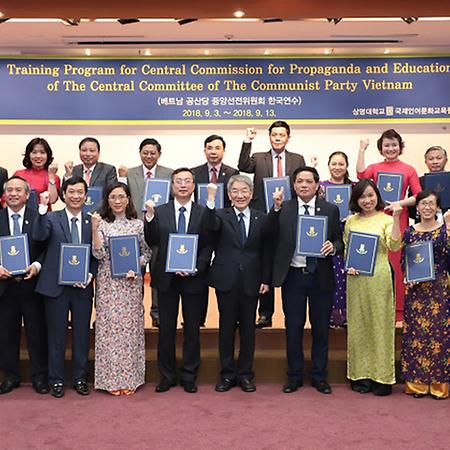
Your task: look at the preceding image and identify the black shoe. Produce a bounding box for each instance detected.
[0,379,20,394]
[312,380,332,394]
[372,382,392,396]
[51,383,65,398]
[181,381,198,393]
[152,316,160,328]
[215,378,236,392]
[238,378,256,392]
[33,380,50,395]
[350,379,372,394]
[283,380,303,393]
[74,380,90,396]
[255,315,272,329]
[155,378,176,393]
[412,393,427,399]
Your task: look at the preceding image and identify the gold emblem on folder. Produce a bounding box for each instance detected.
[384,182,394,192]
[306,226,318,238]
[119,246,130,257]
[176,244,188,255]
[151,193,162,204]
[7,245,19,256]
[68,255,80,266]
[413,253,424,264]
[435,183,445,193]
[356,244,367,255]
[334,194,343,204]
[85,196,94,206]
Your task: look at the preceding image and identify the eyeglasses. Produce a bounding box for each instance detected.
[173,178,194,185]
[419,201,437,209]
[230,188,251,196]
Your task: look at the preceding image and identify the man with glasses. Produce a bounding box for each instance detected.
[144,168,212,394]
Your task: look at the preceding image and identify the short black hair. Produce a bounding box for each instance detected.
[377,129,404,155]
[416,189,441,209]
[204,134,226,149]
[79,137,100,151]
[349,179,385,213]
[171,167,195,183]
[22,137,54,169]
[139,138,161,153]
[293,166,319,183]
[62,176,88,194]
[98,182,137,222]
[268,120,290,136]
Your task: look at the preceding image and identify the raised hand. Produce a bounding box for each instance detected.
[385,201,403,216]
[272,186,284,210]
[91,212,102,232]
[64,161,74,178]
[145,199,155,218]
[206,182,218,203]
[359,139,370,152]
[246,127,257,141]
[310,155,319,168]
[48,163,58,176]
[118,165,128,177]
[39,191,50,206]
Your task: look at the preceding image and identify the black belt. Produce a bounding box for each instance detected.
[290,266,312,274]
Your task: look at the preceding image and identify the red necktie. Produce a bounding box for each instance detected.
[210,167,218,184]
[277,155,283,177]
[85,168,91,186]
[146,170,153,178]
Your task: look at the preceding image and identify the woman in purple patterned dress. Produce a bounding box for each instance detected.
[401,189,449,400]
[92,182,151,396]
[318,151,355,327]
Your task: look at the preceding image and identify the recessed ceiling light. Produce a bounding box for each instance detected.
[384,48,390,54]
[204,49,210,55]
[233,10,245,18]
[144,49,151,56]
[324,49,332,55]
[264,49,271,55]
[85,48,92,56]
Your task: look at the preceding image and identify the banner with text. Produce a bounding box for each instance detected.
[0,56,449,123]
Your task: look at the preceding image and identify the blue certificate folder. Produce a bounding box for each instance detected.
[83,186,103,214]
[27,189,39,211]
[345,232,379,276]
[263,176,292,213]
[0,234,30,275]
[295,215,328,258]
[197,183,224,209]
[377,172,404,203]
[58,243,90,285]
[141,179,170,211]
[109,235,140,278]
[405,240,435,283]
[325,184,351,219]
[166,234,198,274]
[423,172,450,209]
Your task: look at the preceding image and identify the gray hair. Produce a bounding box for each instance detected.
[424,145,447,158]
[227,174,253,193]
[4,176,31,193]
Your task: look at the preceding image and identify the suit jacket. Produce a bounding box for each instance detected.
[270,197,343,291]
[127,164,173,218]
[144,201,212,294]
[32,209,98,298]
[206,207,272,297]
[238,142,305,212]
[72,161,118,190]
[191,163,239,208]
[0,166,8,201]
[0,206,45,296]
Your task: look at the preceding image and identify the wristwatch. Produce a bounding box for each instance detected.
[48,179,56,186]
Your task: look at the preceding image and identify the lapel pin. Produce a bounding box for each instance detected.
[85,219,89,224]
[317,207,321,212]
[25,220,29,225]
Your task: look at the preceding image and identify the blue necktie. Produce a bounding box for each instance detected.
[178,206,186,234]
[71,217,80,244]
[303,205,317,273]
[12,213,21,236]
[238,212,247,246]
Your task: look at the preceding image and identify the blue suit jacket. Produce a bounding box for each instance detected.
[32,209,98,298]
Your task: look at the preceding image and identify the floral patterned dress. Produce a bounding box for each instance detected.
[93,217,151,392]
[401,225,449,392]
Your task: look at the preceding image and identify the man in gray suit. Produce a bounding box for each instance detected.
[119,138,173,327]
[63,137,117,190]
[238,121,305,328]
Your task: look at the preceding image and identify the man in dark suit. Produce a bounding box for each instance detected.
[63,137,117,190]
[191,134,239,326]
[270,166,343,395]
[205,175,272,393]
[0,166,8,202]
[238,121,305,328]
[0,176,48,395]
[119,138,173,328]
[144,168,212,394]
[33,176,97,398]
[191,134,239,209]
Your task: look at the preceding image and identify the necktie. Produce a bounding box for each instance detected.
[71,217,80,244]
[12,213,21,236]
[84,168,91,186]
[210,167,218,184]
[277,155,283,177]
[178,206,186,234]
[303,205,317,273]
[146,170,153,178]
[238,212,246,246]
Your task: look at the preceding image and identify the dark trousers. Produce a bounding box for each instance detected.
[45,287,93,385]
[257,287,274,318]
[0,281,47,383]
[281,267,332,383]
[158,278,202,383]
[216,273,258,381]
